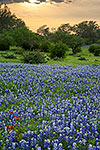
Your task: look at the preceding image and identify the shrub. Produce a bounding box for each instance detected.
[0,34,14,51]
[21,40,32,50]
[74,47,82,53]
[94,47,100,56]
[88,44,100,56]
[72,47,82,54]
[88,44,98,53]
[49,41,69,59]
[22,50,46,64]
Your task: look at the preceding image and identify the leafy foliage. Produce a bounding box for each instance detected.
[57,23,71,34]
[94,47,100,56]
[48,31,84,54]
[22,50,46,64]
[88,44,100,56]
[0,4,100,62]
[48,30,69,44]
[72,21,100,44]
[66,35,83,54]
[0,4,25,33]
[39,38,50,52]
[5,27,40,50]
[49,41,69,58]
[0,34,14,51]
[88,44,98,53]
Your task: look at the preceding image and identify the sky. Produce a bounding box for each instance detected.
[7,0,100,32]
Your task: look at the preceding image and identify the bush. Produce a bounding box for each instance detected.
[94,47,100,56]
[73,47,82,54]
[0,34,14,51]
[88,44,100,56]
[22,50,46,64]
[88,44,98,53]
[49,41,69,59]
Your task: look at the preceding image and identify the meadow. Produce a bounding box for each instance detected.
[0,62,100,150]
[0,47,100,66]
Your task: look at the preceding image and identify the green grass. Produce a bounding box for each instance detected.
[47,48,100,65]
[0,46,100,65]
[0,46,23,63]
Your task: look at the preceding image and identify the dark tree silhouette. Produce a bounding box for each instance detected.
[0,4,25,33]
[57,23,71,34]
[37,25,49,36]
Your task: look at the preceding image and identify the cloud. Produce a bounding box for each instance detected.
[8,0,100,31]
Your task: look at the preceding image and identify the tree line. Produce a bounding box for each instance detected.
[0,4,100,63]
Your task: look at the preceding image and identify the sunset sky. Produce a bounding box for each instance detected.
[7,0,100,32]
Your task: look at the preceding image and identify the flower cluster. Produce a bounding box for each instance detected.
[0,63,100,150]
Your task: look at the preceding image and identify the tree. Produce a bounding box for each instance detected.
[48,31,84,54]
[39,38,50,52]
[72,21,100,44]
[48,30,69,44]
[66,35,84,54]
[0,4,25,33]
[5,27,40,50]
[37,25,49,36]
[57,23,71,34]
[0,33,14,50]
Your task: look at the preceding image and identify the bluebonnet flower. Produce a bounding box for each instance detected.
[35,144,42,150]
[44,139,50,148]
[58,133,63,141]
[58,143,63,150]
[88,144,94,150]
[0,63,100,149]
[30,137,37,147]
[53,142,58,150]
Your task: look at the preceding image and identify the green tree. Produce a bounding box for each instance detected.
[72,21,100,44]
[0,33,14,50]
[0,4,25,33]
[48,30,69,44]
[66,35,84,54]
[48,31,84,54]
[5,27,40,50]
[39,38,50,52]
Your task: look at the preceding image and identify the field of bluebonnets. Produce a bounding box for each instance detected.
[0,63,100,150]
